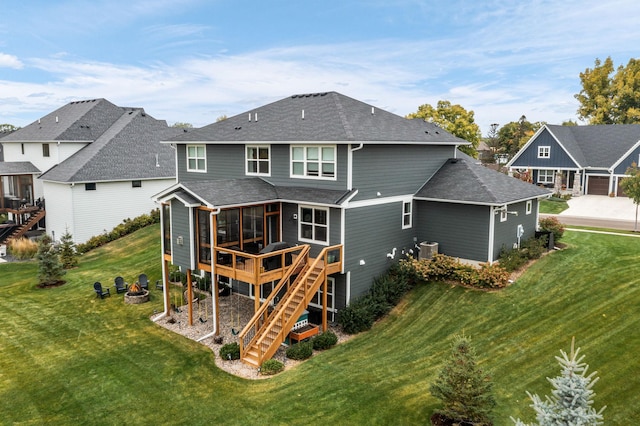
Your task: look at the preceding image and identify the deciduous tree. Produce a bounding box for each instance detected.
[576,57,640,124]
[407,100,481,158]
[498,116,543,157]
[619,162,640,231]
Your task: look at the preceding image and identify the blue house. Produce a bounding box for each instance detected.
[507,124,640,196]
[153,92,549,366]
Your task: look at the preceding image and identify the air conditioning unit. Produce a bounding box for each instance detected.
[419,241,438,260]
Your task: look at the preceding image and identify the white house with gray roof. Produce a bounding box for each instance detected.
[508,124,640,196]
[152,91,549,367]
[0,99,179,244]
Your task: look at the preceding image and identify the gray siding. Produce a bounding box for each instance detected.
[177,144,245,182]
[170,199,193,269]
[417,202,490,262]
[267,144,348,190]
[351,144,454,200]
[344,202,418,300]
[492,200,539,260]
[614,146,640,174]
[280,202,341,257]
[511,129,578,169]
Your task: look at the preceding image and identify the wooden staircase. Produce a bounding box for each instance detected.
[4,208,45,244]
[239,245,342,367]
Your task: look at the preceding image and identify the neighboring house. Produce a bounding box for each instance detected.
[0,99,179,243]
[153,92,549,367]
[507,124,640,196]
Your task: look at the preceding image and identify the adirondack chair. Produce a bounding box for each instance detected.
[114,276,128,293]
[94,282,111,299]
[155,280,163,290]
[138,274,149,290]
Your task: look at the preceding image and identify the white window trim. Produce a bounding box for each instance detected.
[186,144,207,173]
[245,145,271,176]
[526,200,532,215]
[298,205,329,246]
[537,146,550,158]
[309,277,336,322]
[290,145,337,180]
[500,209,507,222]
[402,200,412,229]
[538,169,555,184]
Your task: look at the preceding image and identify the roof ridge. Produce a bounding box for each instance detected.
[64,109,139,181]
[464,159,501,202]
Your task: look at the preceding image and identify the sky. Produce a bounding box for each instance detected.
[1,0,639,135]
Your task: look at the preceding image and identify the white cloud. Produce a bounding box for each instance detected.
[0,53,23,69]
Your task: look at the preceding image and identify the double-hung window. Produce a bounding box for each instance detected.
[291,145,336,179]
[299,206,328,245]
[538,146,550,158]
[526,200,532,215]
[538,169,554,184]
[186,145,206,172]
[402,201,412,229]
[42,143,50,157]
[246,145,270,176]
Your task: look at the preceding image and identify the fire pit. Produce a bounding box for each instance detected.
[124,282,149,304]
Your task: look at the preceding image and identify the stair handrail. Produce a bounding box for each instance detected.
[250,244,342,365]
[238,244,310,358]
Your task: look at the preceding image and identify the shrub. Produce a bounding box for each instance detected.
[312,331,338,350]
[219,342,240,360]
[338,299,375,334]
[286,341,313,360]
[400,255,511,289]
[8,237,38,260]
[498,246,528,272]
[260,359,284,375]
[475,263,510,289]
[539,216,565,242]
[521,235,547,260]
[76,208,160,253]
[36,235,65,286]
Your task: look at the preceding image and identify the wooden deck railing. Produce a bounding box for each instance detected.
[239,244,343,367]
[213,245,308,286]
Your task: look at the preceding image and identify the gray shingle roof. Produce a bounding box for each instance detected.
[167,92,469,145]
[0,161,40,174]
[0,99,125,142]
[547,124,640,168]
[168,178,353,208]
[416,158,551,205]
[38,109,180,183]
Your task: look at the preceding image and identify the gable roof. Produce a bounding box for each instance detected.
[416,158,550,206]
[166,92,469,145]
[509,124,640,169]
[38,108,180,183]
[0,99,126,142]
[155,178,355,209]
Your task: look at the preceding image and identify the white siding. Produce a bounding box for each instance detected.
[43,182,74,243]
[44,178,173,244]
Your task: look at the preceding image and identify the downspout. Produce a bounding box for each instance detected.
[197,208,221,341]
[487,206,497,264]
[153,203,169,322]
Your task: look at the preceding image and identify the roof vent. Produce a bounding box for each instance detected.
[254,112,258,122]
[371,107,375,115]
[56,116,58,123]
[248,113,252,122]
[301,109,305,120]
[235,126,242,130]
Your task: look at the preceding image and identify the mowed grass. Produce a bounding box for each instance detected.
[540,197,569,214]
[0,225,638,425]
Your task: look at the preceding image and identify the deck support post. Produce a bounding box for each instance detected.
[187,269,193,326]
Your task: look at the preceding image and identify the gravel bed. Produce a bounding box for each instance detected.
[153,292,352,379]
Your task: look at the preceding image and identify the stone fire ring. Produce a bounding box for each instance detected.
[124,289,150,304]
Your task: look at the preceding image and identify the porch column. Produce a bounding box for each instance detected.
[214,277,220,335]
[187,269,193,326]
[253,284,260,313]
[163,260,171,317]
[322,277,328,332]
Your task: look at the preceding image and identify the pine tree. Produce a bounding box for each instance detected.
[37,234,65,286]
[430,334,495,425]
[59,228,78,269]
[513,338,606,426]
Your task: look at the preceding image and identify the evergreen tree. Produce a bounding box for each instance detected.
[513,338,605,426]
[59,228,78,269]
[37,235,65,286]
[430,334,495,425]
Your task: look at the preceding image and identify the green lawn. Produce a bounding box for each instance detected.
[540,197,569,214]
[1,225,638,425]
